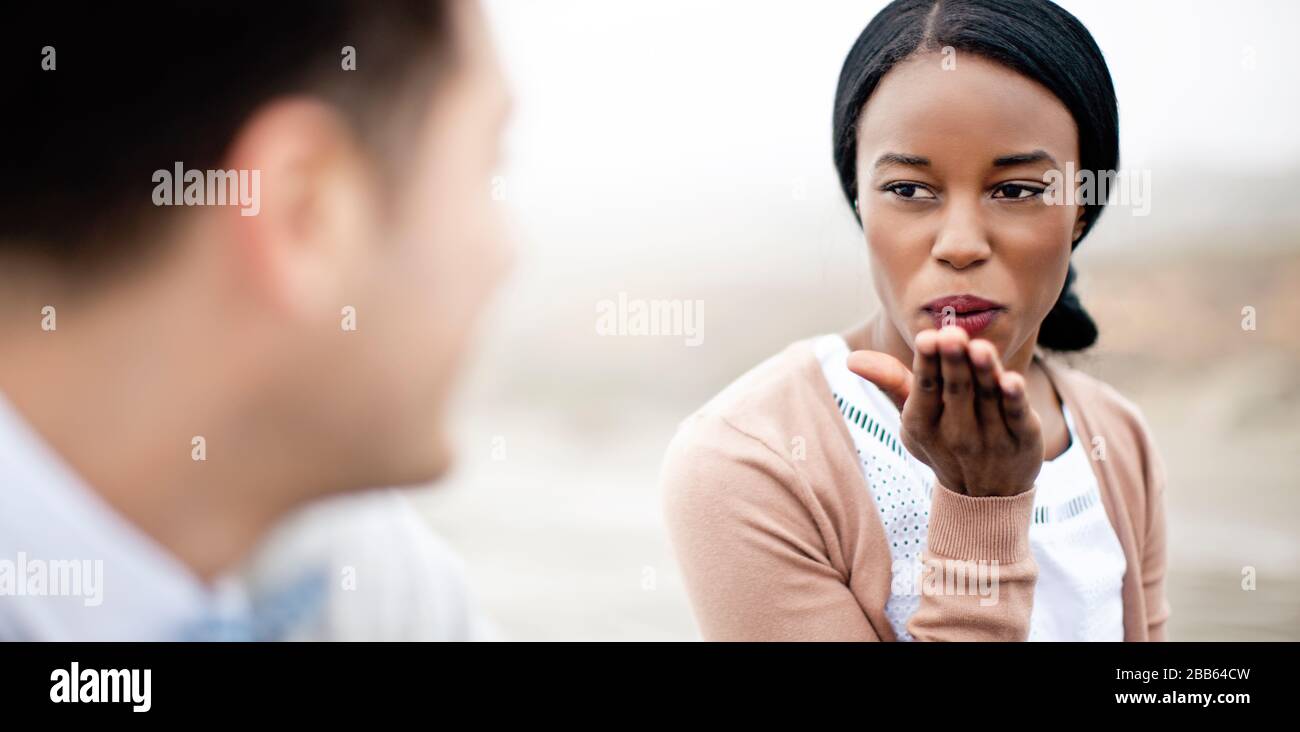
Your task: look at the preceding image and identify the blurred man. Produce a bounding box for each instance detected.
[0,0,511,640]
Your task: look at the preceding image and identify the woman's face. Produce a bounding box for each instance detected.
[854,51,1086,366]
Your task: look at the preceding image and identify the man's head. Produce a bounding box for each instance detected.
[2,1,512,495]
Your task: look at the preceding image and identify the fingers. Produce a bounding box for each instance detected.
[907,329,943,424]
[967,339,1004,429]
[845,350,911,411]
[998,370,1036,442]
[935,326,978,441]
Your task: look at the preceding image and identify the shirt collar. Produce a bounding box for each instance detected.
[0,389,240,640]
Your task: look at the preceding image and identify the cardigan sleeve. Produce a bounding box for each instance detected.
[662,412,1042,641]
[906,482,1040,641]
[660,414,880,641]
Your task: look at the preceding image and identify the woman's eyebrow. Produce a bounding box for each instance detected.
[992,149,1059,168]
[872,152,930,170]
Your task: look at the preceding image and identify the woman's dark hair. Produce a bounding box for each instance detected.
[832,0,1115,352]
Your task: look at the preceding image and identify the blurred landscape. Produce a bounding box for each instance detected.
[407,0,1299,640]
[411,189,1300,641]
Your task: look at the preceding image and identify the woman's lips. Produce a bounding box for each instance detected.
[922,295,1006,337]
[926,307,1002,336]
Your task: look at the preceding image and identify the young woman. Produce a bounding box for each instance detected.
[662,0,1170,641]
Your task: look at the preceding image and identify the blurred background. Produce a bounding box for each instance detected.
[409,0,1300,640]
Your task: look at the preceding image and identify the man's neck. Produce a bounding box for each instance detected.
[0,288,321,582]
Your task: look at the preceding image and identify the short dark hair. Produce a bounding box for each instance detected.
[832,0,1118,352]
[1,1,454,273]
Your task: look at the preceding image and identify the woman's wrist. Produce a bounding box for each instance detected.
[938,478,1036,498]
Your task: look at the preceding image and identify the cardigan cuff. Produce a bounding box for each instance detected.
[925,481,1037,564]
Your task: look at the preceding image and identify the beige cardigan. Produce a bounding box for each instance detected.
[661,336,1170,641]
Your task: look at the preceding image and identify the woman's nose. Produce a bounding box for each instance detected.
[930,199,992,270]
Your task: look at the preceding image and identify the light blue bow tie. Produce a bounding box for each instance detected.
[178,568,328,641]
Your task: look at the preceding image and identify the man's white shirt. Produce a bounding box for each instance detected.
[0,390,496,641]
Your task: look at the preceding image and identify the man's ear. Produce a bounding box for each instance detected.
[218,97,378,319]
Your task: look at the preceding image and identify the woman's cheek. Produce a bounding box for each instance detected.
[1016,231,1072,324]
[865,233,909,313]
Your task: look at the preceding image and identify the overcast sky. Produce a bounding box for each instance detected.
[487,0,1298,185]
[479,0,1300,265]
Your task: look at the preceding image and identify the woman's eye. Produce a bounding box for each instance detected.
[883,183,935,200]
[992,183,1045,200]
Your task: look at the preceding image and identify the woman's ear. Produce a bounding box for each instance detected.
[1071,207,1088,244]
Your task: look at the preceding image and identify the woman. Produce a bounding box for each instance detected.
[661,0,1170,641]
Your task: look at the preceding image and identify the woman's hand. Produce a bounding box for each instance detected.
[846,326,1043,498]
